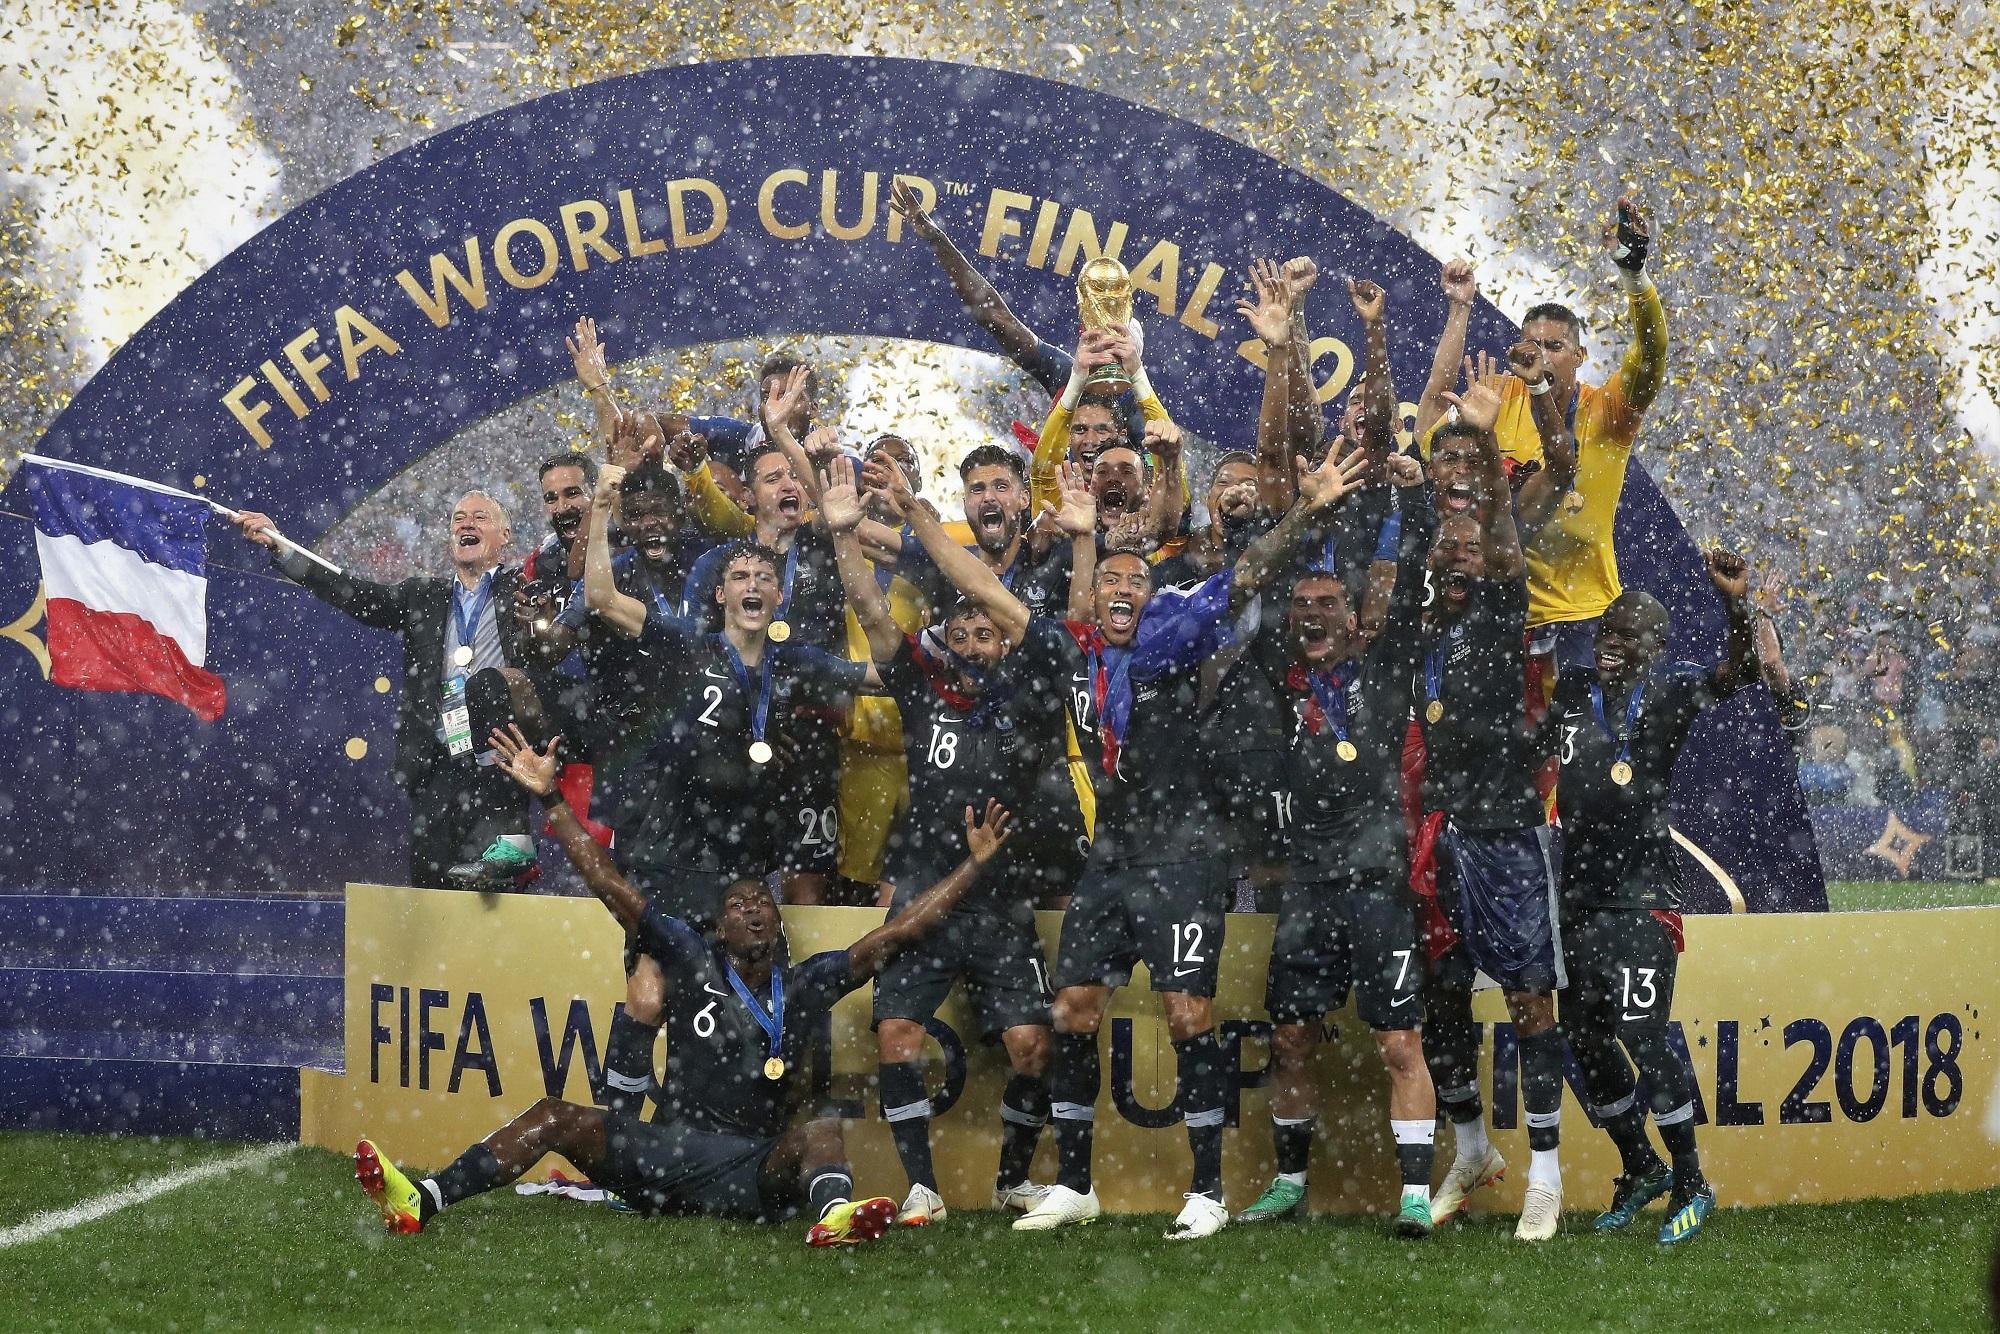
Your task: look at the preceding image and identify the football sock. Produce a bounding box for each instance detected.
[1655,1102,1704,1191]
[1528,1148,1562,1189]
[1174,1029,1227,1200]
[996,1072,1050,1189]
[1272,1115,1315,1182]
[878,1060,936,1192]
[1390,1117,1436,1201]
[1591,1087,1666,1178]
[809,1166,854,1219]
[424,1143,503,1215]
[1436,1083,1489,1163]
[601,1012,658,1118]
[1051,1031,1100,1194]
[1519,1027,1565,1154]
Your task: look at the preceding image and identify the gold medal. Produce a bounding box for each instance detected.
[1561,490,1586,514]
[748,740,774,765]
[1610,760,1634,786]
[763,1056,786,1080]
[1425,699,1444,724]
[452,644,473,668]
[1336,740,1358,763]
[766,619,791,643]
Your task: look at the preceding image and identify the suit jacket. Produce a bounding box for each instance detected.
[277,551,529,786]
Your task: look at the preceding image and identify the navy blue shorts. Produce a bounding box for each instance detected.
[1438,823,1563,993]
[597,1113,790,1220]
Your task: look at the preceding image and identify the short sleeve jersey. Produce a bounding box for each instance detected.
[637,910,857,1139]
[622,606,867,874]
[1545,667,1736,912]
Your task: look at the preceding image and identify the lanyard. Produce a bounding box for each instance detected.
[720,636,775,742]
[1423,623,1462,715]
[1306,663,1355,743]
[1589,679,1646,767]
[451,573,494,658]
[1085,638,1132,775]
[776,538,801,619]
[722,959,784,1060]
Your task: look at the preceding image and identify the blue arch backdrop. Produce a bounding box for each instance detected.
[0,56,1823,910]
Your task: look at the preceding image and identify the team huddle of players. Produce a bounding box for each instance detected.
[283,193,1760,1250]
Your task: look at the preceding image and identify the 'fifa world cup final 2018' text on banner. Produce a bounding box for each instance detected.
[302,886,2000,1212]
[0,57,1820,911]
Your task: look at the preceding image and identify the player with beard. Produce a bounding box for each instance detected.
[1405,370,1571,1242]
[580,478,881,1122]
[1004,446,1372,1240]
[1537,550,1755,1245]
[825,455,1097,1225]
[355,719,1018,1245]
[1233,466,1440,1234]
[895,445,1077,622]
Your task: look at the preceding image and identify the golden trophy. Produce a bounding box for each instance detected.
[1076,256,1134,332]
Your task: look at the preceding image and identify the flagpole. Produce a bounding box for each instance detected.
[22,456,345,576]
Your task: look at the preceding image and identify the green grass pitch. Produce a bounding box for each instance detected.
[0,1134,1993,1331]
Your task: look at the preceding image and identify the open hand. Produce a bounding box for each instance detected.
[1235,258,1293,347]
[890,177,942,243]
[1297,446,1372,512]
[1050,460,1097,537]
[608,416,660,471]
[567,317,609,391]
[763,365,811,436]
[964,797,1016,863]
[818,455,865,533]
[489,724,560,797]
[1441,351,1507,432]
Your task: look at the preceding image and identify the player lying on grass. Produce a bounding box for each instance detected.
[354,723,1016,1248]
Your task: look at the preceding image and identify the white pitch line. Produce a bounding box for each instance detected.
[0,1142,294,1250]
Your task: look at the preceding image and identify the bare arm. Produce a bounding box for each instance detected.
[1230,446,1373,613]
[1440,362,1524,581]
[1281,258,1321,484]
[821,456,904,663]
[847,801,1014,980]
[1415,260,1477,441]
[491,728,647,929]
[1348,277,1397,464]
[874,457,1032,643]
[1707,548,1757,695]
[1507,339,1575,542]
[583,466,648,638]
[1238,259,1299,513]
[893,179,1044,368]
[1140,417,1187,551]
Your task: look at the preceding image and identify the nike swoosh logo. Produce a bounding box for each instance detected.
[1621,1011,1650,1022]
[1172,966,1200,978]
[937,714,963,724]
[1390,995,1415,1007]
[703,983,729,997]
[702,666,730,679]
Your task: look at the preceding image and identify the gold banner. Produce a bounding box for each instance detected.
[302,885,2000,1213]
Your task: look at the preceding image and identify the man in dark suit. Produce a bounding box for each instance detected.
[235,492,537,889]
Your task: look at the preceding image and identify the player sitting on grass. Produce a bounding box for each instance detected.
[353,722,1016,1248]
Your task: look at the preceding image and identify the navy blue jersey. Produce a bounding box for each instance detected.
[1541,666,1739,912]
[899,536,1074,623]
[621,605,866,874]
[637,910,856,1138]
[681,524,846,650]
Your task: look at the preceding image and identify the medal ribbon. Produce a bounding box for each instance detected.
[1068,624,1133,776]
[450,572,495,666]
[775,538,801,620]
[1589,678,1646,772]
[720,635,775,744]
[722,959,784,1063]
[1422,624,1461,720]
[1307,662,1355,744]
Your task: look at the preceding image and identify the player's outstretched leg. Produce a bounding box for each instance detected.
[1015,987,1107,1232]
[790,1119,896,1247]
[1426,980,1506,1224]
[357,1097,609,1233]
[992,1024,1054,1212]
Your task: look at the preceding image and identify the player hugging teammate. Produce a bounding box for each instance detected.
[341,195,1754,1248]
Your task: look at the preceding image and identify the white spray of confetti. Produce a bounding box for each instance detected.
[839,343,1025,498]
[1918,84,2000,458]
[0,0,281,368]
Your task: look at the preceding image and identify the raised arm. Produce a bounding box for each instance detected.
[491,726,647,929]
[1281,257,1322,472]
[893,179,1043,368]
[1606,198,1668,416]
[1348,276,1397,465]
[1238,259,1300,513]
[847,801,1014,980]
[1043,459,1099,622]
[1706,547,1756,695]
[234,510,409,629]
[583,464,648,638]
[822,455,903,663]
[1139,416,1188,550]
[1230,445,1372,612]
[1415,260,1478,441]
[1438,355,1524,581]
[872,456,1032,644]
[1506,338,1575,542]
[1030,327,1115,515]
[568,316,624,446]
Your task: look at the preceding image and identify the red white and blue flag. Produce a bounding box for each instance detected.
[24,458,227,722]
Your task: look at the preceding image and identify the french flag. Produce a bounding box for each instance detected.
[24,458,227,722]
